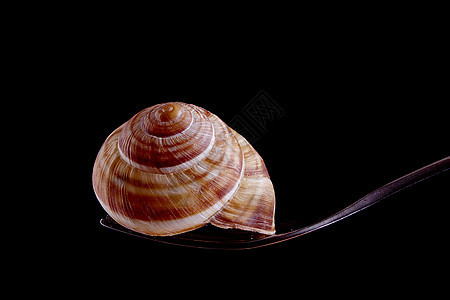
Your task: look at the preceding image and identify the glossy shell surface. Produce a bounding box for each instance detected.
[93,102,275,236]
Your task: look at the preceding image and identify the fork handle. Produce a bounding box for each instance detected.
[284,156,450,239]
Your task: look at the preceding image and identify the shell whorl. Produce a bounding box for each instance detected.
[93,102,275,236]
[117,102,215,174]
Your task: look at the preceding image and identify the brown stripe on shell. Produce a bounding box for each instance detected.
[117,102,215,173]
[109,127,242,222]
[107,117,243,200]
[124,111,211,155]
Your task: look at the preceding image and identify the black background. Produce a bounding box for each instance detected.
[45,17,449,293]
[80,65,448,281]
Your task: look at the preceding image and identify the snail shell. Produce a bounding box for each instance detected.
[92,102,275,236]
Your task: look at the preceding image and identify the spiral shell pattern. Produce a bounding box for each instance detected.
[93,102,275,236]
